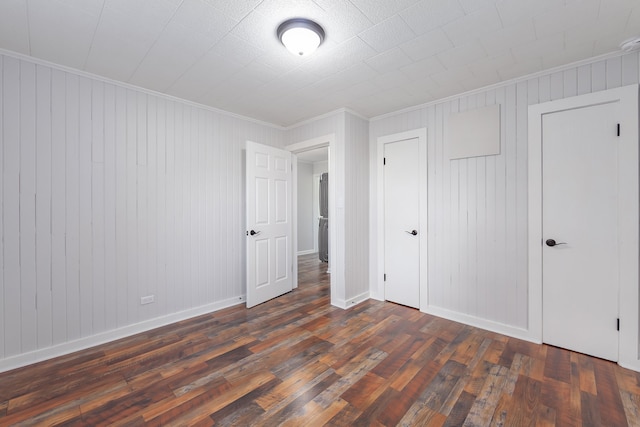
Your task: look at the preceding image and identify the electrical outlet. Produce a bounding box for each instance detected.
[140,295,155,305]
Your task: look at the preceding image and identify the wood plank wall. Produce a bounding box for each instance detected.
[369,51,640,332]
[0,53,284,363]
[3,48,639,368]
[344,113,370,303]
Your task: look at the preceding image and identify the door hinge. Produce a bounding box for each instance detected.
[617,123,620,136]
[384,273,386,281]
[617,318,620,331]
[383,157,386,165]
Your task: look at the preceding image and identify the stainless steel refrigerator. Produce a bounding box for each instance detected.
[318,173,328,262]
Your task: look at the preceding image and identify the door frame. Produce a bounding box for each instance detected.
[528,84,639,371]
[312,173,321,254]
[375,129,428,310]
[286,134,338,304]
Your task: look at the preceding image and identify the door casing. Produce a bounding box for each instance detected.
[528,84,639,371]
[375,129,428,310]
[285,134,340,306]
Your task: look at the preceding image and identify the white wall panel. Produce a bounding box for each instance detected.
[344,113,369,301]
[104,83,117,331]
[114,85,128,328]
[296,161,314,253]
[0,54,4,359]
[65,72,81,343]
[370,50,640,335]
[0,52,284,370]
[78,76,93,339]
[0,56,6,358]
[20,60,37,353]
[35,64,52,348]
[4,55,21,357]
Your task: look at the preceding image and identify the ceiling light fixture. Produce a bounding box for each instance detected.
[620,36,640,52]
[277,18,325,57]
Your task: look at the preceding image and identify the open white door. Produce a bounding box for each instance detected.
[246,141,293,308]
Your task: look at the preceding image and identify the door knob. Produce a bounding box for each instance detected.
[249,230,261,236]
[405,230,418,236]
[545,239,566,247]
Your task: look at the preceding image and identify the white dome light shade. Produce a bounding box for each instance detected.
[277,19,325,57]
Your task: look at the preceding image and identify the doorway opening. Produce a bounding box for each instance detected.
[295,147,329,268]
[287,134,337,304]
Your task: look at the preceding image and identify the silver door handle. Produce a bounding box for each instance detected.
[405,230,418,236]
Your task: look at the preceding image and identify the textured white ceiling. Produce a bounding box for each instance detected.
[0,0,638,126]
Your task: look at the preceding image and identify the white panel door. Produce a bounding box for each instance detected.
[542,102,619,361]
[384,138,420,308]
[246,141,293,308]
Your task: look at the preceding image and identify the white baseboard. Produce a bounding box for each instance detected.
[331,292,370,310]
[619,359,640,373]
[297,249,317,256]
[0,295,246,373]
[423,305,540,344]
[369,291,384,301]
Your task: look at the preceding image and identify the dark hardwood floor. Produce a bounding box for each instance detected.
[1,253,639,426]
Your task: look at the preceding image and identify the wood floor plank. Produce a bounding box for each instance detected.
[313,348,387,410]
[592,357,628,427]
[620,389,640,427]
[581,390,603,426]
[0,254,637,426]
[440,338,492,417]
[286,399,348,427]
[255,360,332,411]
[544,345,572,384]
[340,371,387,410]
[577,352,598,395]
[139,377,232,424]
[503,375,542,427]
[259,371,341,425]
[540,377,574,425]
[462,364,510,426]
[444,390,476,427]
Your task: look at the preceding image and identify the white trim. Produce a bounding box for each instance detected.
[313,173,321,254]
[528,84,640,371]
[374,128,428,309]
[297,249,317,256]
[370,50,626,123]
[285,108,368,130]
[285,134,331,153]
[425,305,539,344]
[0,48,285,130]
[333,291,370,310]
[0,296,246,373]
[292,153,299,289]
[286,134,341,308]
